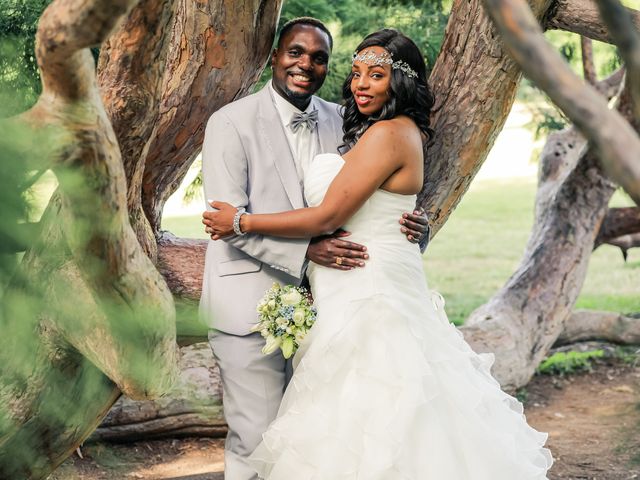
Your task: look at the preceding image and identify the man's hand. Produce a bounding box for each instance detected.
[399,207,429,244]
[306,230,369,270]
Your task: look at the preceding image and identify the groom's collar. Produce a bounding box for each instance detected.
[268,80,317,122]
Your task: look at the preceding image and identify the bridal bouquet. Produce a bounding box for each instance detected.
[252,283,317,359]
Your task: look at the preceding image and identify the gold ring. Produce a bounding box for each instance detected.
[336,256,343,265]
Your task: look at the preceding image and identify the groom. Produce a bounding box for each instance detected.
[200,17,428,479]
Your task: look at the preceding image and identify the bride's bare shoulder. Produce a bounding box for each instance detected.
[358,117,422,156]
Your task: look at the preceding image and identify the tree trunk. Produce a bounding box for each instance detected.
[0,0,180,476]
[484,0,640,203]
[418,0,553,233]
[98,0,283,258]
[1,0,282,477]
[463,129,617,390]
[92,343,226,441]
[462,0,640,389]
[546,0,640,44]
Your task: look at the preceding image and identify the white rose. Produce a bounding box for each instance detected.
[275,317,288,327]
[281,289,302,306]
[293,308,306,326]
[267,299,277,310]
[295,330,306,344]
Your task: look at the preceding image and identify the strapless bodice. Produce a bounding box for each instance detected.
[304,153,418,250]
[303,152,424,303]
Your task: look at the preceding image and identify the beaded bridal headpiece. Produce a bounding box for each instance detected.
[352,49,418,79]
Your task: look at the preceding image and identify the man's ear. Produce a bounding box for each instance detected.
[270,49,277,68]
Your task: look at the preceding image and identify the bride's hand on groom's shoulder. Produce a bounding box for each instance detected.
[306,230,369,271]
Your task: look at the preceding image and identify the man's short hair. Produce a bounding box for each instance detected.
[276,17,333,50]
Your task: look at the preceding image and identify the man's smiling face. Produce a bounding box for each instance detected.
[271,24,331,109]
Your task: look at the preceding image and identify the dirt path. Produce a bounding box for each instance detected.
[526,357,640,479]
[51,357,639,480]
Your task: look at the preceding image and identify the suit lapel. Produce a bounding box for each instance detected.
[317,102,342,154]
[257,87,305,209]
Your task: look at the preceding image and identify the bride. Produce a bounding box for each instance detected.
[207,29,553,479]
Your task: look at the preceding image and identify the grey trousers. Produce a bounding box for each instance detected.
[209,330,292,480]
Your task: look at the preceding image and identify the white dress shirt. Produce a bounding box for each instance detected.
[269,80,319,184]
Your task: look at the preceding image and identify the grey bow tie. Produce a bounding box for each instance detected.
[290,109,318,133]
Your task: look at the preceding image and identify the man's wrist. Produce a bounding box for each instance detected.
[239,211,250,234]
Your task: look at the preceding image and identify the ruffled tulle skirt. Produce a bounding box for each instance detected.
[248,291,553,479]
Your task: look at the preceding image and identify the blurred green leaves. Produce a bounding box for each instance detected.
[0,0,53,116]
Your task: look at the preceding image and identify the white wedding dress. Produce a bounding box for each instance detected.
[249,153,553,479]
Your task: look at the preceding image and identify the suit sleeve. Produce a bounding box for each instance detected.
[202,111,310,279]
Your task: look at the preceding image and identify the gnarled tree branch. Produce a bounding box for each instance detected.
[1,0,179,477]
[546,0,640,44]
[581,36,597,85]
[483,0,640,204]
[556,310,640,345]
[419,0,554,235]
[594,0,640,119]
[595,206,640,246]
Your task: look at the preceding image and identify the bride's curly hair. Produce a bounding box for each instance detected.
[340,29,435,152]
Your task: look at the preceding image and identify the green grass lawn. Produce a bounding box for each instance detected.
[164,177,639,325]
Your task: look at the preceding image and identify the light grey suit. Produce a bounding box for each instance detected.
[200,84,342,479]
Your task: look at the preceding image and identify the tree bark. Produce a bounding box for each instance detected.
[462,128,616,390]
[1,0,283,478]
[157,232,207,304]
[593,0,640,120]
[556,310,640,346]
[595,207,640,246]
[546,0,640,44]
[157,232,209,342]
[418,0,554,233]
[98,0,283,258]
[92,343,226,441]
[581,36,597,85]
[0,0,181,477]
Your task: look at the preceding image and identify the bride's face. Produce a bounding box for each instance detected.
[350,46,392,116]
